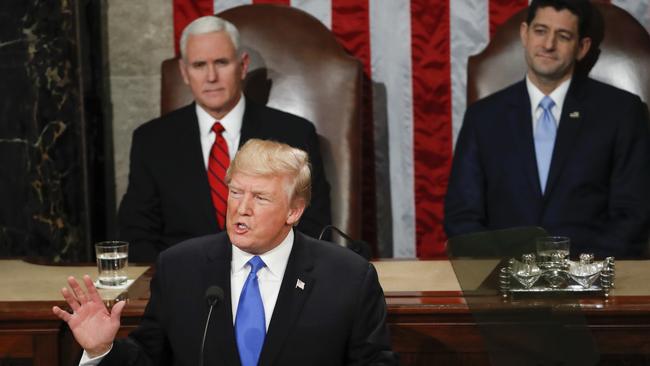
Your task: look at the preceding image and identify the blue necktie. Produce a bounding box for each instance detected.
[235,256,266,366]
[534,96,557,194]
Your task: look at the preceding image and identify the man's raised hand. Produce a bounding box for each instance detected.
[52,275,125,358]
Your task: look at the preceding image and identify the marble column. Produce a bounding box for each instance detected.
[0,0,90,261]
[106,0,173,212]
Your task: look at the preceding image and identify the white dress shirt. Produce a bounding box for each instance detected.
[79,229,295,365]
[230,229,294,330]
[526,75,571,131]
[196,94,245,168]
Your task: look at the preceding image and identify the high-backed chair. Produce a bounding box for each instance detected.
[160,5,363,245]
[467,3,650,110]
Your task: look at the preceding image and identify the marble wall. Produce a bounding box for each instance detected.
[0,0,88,260]
[0,0,174,259]
[105,0,173,211]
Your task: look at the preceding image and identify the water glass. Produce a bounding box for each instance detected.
[95,241,129,286]
[536,236,570,264]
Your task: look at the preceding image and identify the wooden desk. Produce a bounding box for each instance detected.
[2,259,650,365]
[0,260,149,366]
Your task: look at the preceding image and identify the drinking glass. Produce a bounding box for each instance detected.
[536,236,570,264]
[95,241,129,286]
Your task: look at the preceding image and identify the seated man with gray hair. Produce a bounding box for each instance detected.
[118,15,332,262]
[54,139,397,366]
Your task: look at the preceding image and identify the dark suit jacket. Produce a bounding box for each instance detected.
[118,100,331,262]
[100,232,397,366]
[445,77,650,257]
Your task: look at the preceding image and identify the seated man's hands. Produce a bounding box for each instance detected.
[52,275,126,358]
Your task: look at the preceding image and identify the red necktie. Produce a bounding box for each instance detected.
[208,122,230,229]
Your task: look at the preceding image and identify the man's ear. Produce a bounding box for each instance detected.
[178,58,190,85]
[520,22,529,49]
[576,37,592,62]
[239,51,250,80]
[286,199,306,226]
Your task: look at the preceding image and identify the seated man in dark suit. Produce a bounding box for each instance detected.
[54,139,397,366]
[118,16,331,262]
[445,0,650,257]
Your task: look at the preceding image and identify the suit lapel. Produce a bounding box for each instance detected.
[258,233,315,366]
[507,82,542,196]
[201,234,240,366]
[544,79,585,199]
[180,103,219,230]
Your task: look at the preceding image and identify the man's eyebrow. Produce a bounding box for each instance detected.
[531,22,576,36]
[252,189,273,196]
[555,28,575,36]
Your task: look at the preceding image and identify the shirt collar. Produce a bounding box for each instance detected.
[195,94,246,138]
[231,229,294,279]
[526,75,571,117]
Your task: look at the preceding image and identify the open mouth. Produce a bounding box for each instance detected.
[234,222,249,234]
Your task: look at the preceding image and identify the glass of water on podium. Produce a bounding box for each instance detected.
[536,236,570,265]
[95,241,129,287]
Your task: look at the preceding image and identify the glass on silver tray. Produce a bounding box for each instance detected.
[536,236,570,267]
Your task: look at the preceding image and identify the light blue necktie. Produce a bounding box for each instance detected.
[534,96,557,194]
[235,256,266,366]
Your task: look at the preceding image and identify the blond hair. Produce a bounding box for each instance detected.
[226,139,311,207]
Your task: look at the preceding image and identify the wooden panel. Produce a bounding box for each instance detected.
[33,334,58,366]
[0,334,33,357]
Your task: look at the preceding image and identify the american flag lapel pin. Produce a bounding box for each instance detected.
[296,278,305,290]
[569,111,580,118]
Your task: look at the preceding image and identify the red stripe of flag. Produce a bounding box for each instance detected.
[330,0,377,252]
[173,0,214,55]
[489,0,528,37]
[411,0,451,258]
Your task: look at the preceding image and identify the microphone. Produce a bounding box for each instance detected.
[205,286,224,307]
[318,225,372,260]
[200,286,224,366]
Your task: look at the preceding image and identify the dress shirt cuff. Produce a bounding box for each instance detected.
[78,344,113,366]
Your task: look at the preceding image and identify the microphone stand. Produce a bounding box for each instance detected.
[318,225,372,260]
[200,286,224,366]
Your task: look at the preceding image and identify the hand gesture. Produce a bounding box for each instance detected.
[52,275,126,358]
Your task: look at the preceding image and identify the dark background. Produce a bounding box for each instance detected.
[0,0,110,261]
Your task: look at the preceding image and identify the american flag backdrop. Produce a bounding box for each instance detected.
[172,0,650,258]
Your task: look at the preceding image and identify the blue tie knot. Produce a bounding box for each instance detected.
[248,256,265,275]
[540,96,555,112]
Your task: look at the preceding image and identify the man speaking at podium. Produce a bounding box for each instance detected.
[53,139,397,366]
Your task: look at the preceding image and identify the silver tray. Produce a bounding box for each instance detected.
[508,285,604,293]
[499,256,615,298]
